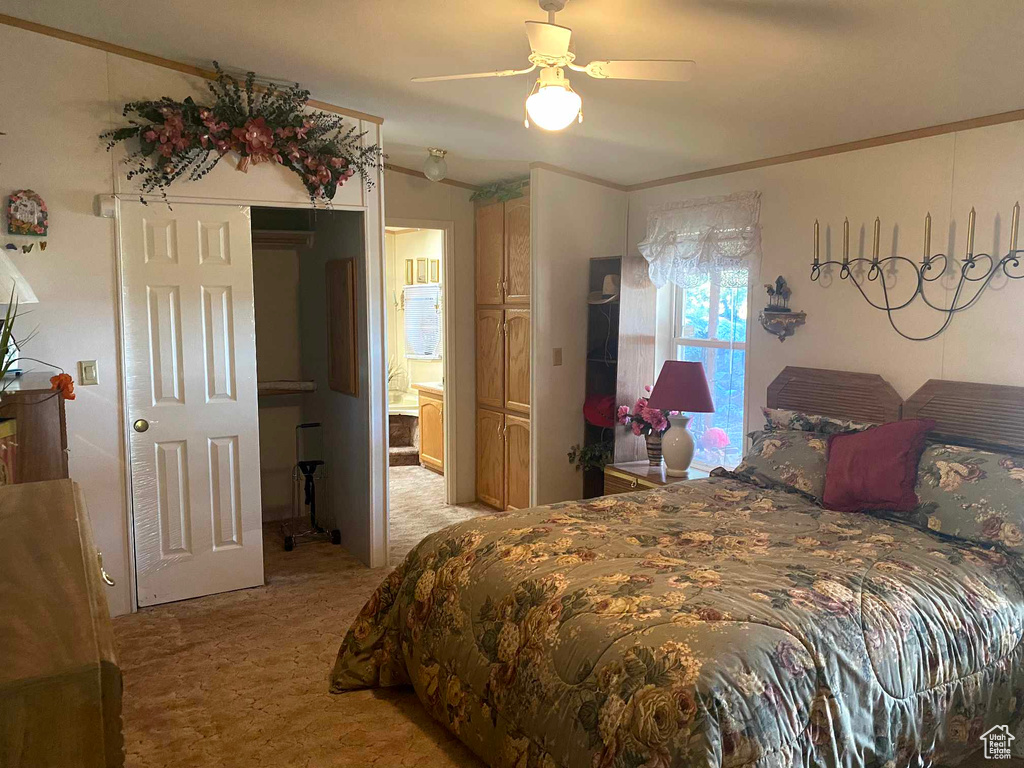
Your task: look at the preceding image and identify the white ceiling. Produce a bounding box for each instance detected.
[5,0,1023,185]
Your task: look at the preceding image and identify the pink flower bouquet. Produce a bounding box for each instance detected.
[616,386,676,437]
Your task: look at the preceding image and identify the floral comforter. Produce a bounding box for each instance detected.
[331,477,1024,768]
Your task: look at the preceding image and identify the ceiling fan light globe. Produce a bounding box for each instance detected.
[526,84,582,131]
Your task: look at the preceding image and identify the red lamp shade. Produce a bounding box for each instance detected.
[646,361,715,413]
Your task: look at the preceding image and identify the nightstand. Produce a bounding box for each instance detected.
[603,461,711,495]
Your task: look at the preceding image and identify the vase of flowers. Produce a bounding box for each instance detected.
[617,388,674,466]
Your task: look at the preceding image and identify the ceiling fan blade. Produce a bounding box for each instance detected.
[411,67,533,83]
[583,59,696,82]
[525,21,572,58]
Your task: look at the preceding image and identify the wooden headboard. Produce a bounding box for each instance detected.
[766,367,1024,454]
[766,366,903,424]
[904,379,1024,454]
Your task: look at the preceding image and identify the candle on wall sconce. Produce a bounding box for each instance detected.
[813,219,820,265]
[842,218,850,264]
[872,217,880,263]
[923,212,932,263]
[966,207,976,259]
[1010,201,1020,254]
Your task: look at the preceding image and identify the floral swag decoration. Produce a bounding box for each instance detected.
[102,65,383,203]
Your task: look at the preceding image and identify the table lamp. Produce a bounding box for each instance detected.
[645,360,715,476]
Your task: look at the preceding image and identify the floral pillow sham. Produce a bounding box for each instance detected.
[879,443,1024,555]
[761,406,873,435]
[733,428,829,499]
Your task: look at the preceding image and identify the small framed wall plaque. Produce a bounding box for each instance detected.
[7,190,48,236]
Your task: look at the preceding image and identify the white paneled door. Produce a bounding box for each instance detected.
[120,201,263,607]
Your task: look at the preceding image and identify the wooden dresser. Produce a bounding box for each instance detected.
[0,373,70,484]
[0,480,123,767]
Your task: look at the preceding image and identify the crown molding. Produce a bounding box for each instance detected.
[385,163,479,192]
[0,13,384,125]
[627,108,1024,191]
[529,162,628,192]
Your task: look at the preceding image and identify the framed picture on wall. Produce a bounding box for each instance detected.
[326,259,358,397]
[429,259,439,284]
[416,258,427,284]
[404,259,414,285]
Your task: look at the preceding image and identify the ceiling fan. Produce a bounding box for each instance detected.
[411,0,696,131]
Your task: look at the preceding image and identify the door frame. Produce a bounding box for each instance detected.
[382,217,457,509]
[110,192,387,611]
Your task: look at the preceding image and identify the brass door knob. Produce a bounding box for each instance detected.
[133,419,150,433]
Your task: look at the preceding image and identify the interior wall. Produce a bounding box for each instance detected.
[620,120,1024,461]
[530,167,628,505]
[383,169,476,502]
[0,23,382,614]
[299,211,370,558]
[253,246,302,522]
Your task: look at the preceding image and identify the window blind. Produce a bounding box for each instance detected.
[404,284,442,359]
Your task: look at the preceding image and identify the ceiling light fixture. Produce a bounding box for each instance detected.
[423,148,448,182]
[524,67,582,131]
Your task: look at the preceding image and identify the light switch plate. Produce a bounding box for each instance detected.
[78,360,99,386]
[552,348,562,366]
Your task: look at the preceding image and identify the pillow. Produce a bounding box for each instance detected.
[761,407,873,435]
[734,429,830,499]
[822,419,934,512]
[885,443,1024,555]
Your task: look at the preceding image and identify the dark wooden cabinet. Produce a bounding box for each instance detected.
[0,373,69,484]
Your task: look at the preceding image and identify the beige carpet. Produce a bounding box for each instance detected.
[387,465,493,565]
[113,468,491,768]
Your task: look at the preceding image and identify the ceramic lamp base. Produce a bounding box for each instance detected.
[663,416,695,476]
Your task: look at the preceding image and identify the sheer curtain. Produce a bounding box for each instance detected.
[637,191,762,289]
[641,191,762,469]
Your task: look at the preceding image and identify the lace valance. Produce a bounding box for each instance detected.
[637,191,762,288]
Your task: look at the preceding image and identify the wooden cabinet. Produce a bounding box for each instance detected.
[0,373,69,484]
[476,408,532,512]
[476,195,530,306]
[416,386,444,474]
[476,309,504,409]
[476,408,505,509]
[475,202,504,305]
[504,195,531,304]
[504,308,530,414]
[505,414,531,510]
[475,194,532,510]
[0,480,123,768]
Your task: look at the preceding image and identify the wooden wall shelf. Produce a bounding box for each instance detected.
[257,380,317,396]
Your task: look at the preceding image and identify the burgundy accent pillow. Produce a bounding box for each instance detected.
[822,419,935,512]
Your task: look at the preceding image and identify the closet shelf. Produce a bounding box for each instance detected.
[258,380,317,396]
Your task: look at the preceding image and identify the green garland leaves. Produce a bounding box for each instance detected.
[102,64,383,203]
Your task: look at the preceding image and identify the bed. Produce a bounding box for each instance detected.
[331,368,1024,768]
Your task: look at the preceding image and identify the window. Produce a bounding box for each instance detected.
[670,268,748,469]
[403,284,442,359]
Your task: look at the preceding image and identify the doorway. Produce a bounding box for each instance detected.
[383,221,487,564]
[119,199,377,607]
[251,207,371,579]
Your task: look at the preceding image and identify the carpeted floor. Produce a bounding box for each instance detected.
[113,466,492,768]
[387,465,493,564]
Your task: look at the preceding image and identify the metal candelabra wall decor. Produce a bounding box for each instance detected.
[810,202,1023,341]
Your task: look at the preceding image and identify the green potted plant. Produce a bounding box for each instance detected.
[567,440,613,473]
